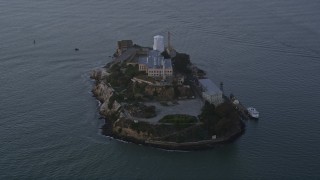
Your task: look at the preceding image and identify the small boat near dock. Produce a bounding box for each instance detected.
[247,107,259,119]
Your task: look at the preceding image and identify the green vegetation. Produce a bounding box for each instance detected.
[199,101,241,137]
[161,50,170,59]
[124,64,140,78]
[173,86,181,98]
[106,63,142,88]
[130,121,153,134]
[108,112,120,123]
[162,125,208,142]
[108,93,124,109]
[159,114,197,124]
[172,53,191,74]
[133,82,147,94]
[105,62,148,102]
[198,101,219,135]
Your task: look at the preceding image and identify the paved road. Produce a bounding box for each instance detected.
[128,98,203,123]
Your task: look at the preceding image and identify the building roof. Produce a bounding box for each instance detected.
[154,35,164,39]
[117,40,133,49]
[138,50,172,69]
[198,79,222,95]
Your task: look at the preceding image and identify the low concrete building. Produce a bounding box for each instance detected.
[198,79,224,106]
[117,40,133,55]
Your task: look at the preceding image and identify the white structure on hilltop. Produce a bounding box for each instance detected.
[198,79,224,106]
[137,35,172,79]
[153,35,164,52]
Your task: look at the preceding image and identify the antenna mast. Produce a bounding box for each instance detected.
[168,31,171,50]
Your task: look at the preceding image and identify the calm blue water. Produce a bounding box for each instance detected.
[1,0,320,179]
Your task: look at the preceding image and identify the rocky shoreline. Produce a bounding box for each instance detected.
[102,122,245,151]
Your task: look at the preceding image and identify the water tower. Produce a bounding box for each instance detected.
[153,35,164,52]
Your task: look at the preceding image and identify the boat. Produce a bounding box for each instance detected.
[247,107,259,119]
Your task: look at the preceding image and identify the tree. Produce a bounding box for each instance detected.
[172,53,191,74]
[125,64,139,78]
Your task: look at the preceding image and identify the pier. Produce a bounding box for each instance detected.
[229,94,249,120]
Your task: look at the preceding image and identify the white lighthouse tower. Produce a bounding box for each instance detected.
[153,35,164,52]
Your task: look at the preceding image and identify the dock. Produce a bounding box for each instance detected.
[229,94,249,120]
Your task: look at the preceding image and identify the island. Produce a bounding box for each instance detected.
[90,34,245,150]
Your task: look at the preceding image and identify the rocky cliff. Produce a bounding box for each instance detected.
[91,68,121,117]
[90,68,109,80]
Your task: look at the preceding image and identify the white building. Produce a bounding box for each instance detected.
[138,50,173,78]
[198,79,224,106]
[153,35,164,52]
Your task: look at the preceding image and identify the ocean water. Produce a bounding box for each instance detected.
[1,0,320,179]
